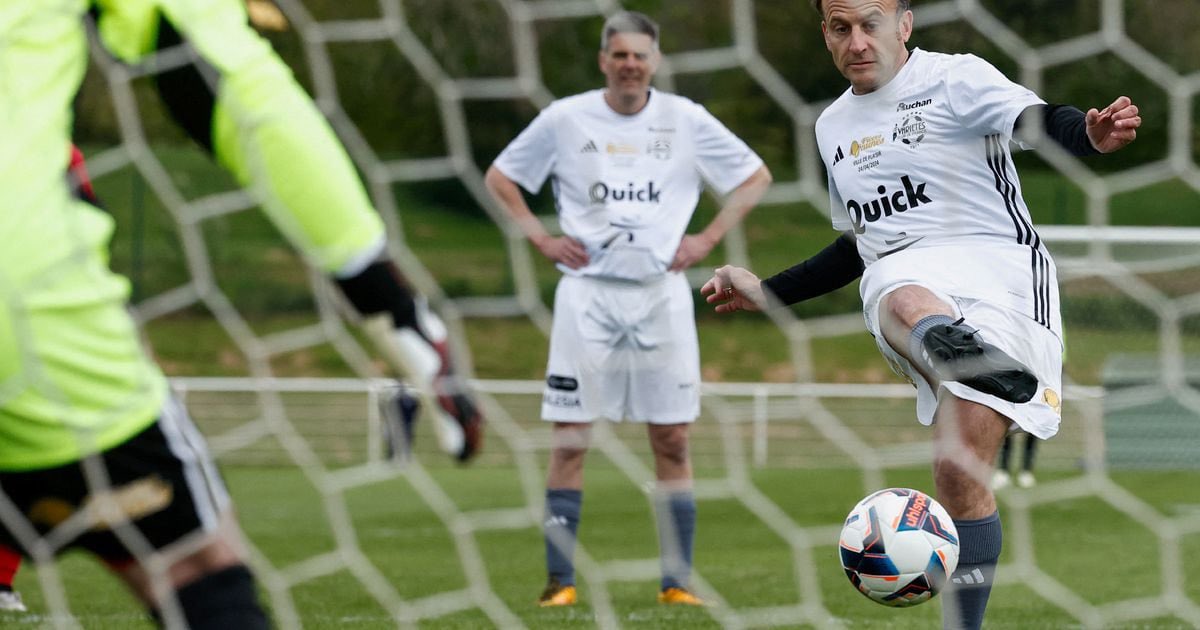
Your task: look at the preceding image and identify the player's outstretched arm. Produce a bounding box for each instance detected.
[484,165,589,269]
[671,165,772,272]
[1085,95,1141,154]
[1015,96,1141,157]
[701,266,768,313]
[707,231,864,314]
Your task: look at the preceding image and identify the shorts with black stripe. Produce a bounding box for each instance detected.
[0,396,231,561]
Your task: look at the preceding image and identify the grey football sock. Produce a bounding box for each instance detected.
[943,511,1002,630]
[544,488,582,586]
[655,490,696,590]
[910,314,957,365]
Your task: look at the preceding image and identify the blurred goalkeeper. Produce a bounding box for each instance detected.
[703,0,1139,628]
[1,1,270,626]
[1,0,482,621]
[93,0,484,462]
[486,11,771,608]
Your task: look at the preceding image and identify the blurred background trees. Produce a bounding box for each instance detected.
[74,0,1197,179]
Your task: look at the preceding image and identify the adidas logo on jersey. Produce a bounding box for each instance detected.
[832,145,845,166]
[846,175,932,234]
[580,140,599,153]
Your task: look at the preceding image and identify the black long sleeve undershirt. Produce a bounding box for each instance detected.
[1015,104,1100,157]
[762,231,864,306]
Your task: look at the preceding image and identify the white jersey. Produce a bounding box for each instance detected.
[493,88,763,282]
[816,49,1061,336]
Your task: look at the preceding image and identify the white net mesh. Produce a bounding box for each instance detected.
[20,0,1200,628]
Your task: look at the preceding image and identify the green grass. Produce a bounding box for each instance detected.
[7,462,1200,628]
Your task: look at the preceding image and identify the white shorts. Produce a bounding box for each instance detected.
[542,273,700,424]
[866,283,1064,440]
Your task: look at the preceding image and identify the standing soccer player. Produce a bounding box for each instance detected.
[485,11,772,607]
[0,1,269,626]
[702,0,1140,628]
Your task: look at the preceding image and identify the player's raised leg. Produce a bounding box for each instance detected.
[882,287,1037,405]
[648,423,704,606]
[539,423,590,606]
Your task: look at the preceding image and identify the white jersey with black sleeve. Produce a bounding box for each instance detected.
[816,48,1062,340]
[492,88,763,283]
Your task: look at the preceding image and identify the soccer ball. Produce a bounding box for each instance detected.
[838,488,959,607]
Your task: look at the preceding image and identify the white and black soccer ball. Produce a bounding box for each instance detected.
[838,488,960,607]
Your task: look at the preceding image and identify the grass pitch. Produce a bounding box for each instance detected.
[6,457,1199,629]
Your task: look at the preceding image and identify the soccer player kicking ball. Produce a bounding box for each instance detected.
[702,1,1140,628]
[486,11,772,608]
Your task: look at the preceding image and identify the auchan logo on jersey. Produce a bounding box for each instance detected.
[588,181,662,205]
[846,175,932,234]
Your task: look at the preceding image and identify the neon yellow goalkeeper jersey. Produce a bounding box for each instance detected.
[0,1,167,470]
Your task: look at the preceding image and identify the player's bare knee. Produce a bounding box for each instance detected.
[551,423,591,450]
[649,425,690,465]
[550,444,588,468]
[882,285,952,328]
[658,444,689,468]
[951,403,1011,456]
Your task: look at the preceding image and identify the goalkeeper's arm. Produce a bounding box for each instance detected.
[91,0,483,460]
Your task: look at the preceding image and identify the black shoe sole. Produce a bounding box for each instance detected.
[921,322,1038,404]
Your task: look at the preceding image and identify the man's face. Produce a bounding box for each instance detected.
[821,0,913,94]
[599,32,660,102]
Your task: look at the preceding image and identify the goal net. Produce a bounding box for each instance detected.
[13,0,1200,628]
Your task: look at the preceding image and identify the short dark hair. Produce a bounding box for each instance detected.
[601,11,660,51]
[810,0,912,17]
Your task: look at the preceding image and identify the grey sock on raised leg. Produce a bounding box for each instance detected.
[910,314,957,364]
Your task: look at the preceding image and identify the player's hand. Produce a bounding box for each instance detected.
[670,234,717,272]
[1086,95,1141,154]
[701,265,766,313]
[533,234,589,269]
